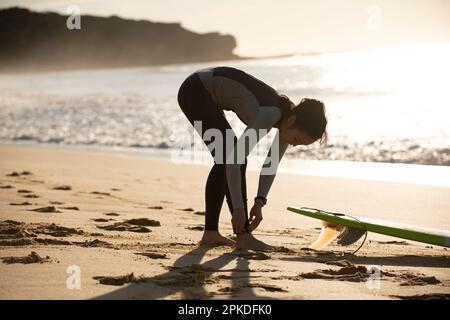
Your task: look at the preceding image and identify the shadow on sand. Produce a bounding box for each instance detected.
[92,245,273,300]
[91,244,449,299]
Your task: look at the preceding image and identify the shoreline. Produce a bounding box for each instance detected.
[0,53,290,77]
[2,142,450,188]
[2,41,449,76]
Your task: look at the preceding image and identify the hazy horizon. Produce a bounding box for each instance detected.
[0,0,449,57]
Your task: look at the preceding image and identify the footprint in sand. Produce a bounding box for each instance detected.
[96,222,151,233]
[49,201,64,205]
[300,263,442,286]
[392,293,450,300]
[1,251,51,264]
[96,218,160,233]
[0,221,119,249]
[22,194,39,198]
[383,270,441,286]
[60,206,79,211]
[53,185,72,191]
[104,212,120,216]
[88,232,104,237]
[38,237,116,249]
[185,225,204,231]
[29,206,61,213]
[91,218,115,222]
[300,265,369,282]
[93,273,139,286]
[371,240,410,245]
[0,185,14,189]
[91,191,111,196]
[17,189,33,194]
[35,238,72,245]
[6,171,32,177]
[0,221,36,246]
[135,252,168,259]
[246,283,288,292]
[125,218,161,227]
[77,239,115,248]
[325,259,355,267]
[214,281,286,297]
[10,201,32,206]
[0,220,82,240]
[110,188,121,191]
[178,208,194,212]
[148,206,163,210]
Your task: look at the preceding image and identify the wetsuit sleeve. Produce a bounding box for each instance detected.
[256,131,289,201]
[225,106,282,210]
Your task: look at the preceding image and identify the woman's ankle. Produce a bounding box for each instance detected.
[202,230,220,238]
[235,231,252,240]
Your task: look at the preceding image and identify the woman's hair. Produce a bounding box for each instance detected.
[279,95,328,147]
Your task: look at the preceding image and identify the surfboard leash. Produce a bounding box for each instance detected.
[301,207,368,255]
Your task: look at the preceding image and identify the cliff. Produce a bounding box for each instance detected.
[0,7,240,72]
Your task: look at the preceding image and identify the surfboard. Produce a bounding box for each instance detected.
[287,206,450,250]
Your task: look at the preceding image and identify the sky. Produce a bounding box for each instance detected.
[1,0,450,57]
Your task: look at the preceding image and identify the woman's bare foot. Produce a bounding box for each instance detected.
[235,232,272,252]
[199,230,235,247]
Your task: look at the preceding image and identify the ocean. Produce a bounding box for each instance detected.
[1,42,450,185]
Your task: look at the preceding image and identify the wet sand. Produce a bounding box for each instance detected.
[0,145,449,299]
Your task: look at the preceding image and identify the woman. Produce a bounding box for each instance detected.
[177,66,327,251]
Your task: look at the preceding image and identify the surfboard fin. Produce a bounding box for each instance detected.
[337,227,366,246]
[309,222,345,250]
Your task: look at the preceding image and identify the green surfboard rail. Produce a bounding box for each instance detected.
[287,206,450,248]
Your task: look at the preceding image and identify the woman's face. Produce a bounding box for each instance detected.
[280,115,317,146]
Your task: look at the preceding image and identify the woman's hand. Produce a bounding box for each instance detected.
[248,203,263,232]
[231,208,246,234]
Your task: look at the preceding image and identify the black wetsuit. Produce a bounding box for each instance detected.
[177,66,290,232]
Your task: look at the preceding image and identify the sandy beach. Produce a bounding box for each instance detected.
[0,144,449,300]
